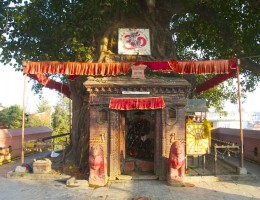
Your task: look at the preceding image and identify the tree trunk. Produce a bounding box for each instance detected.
[69,3,180,174]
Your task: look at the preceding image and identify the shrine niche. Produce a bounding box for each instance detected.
[83,76,190,182]
[124,110,155,175]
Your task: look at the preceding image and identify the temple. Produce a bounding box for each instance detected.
[84,76,190,182]
[24,59,240,186]
[22,57,239,186]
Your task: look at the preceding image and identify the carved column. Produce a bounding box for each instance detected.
[154,109,163,179]
[108,109,120,179]
[161,108,167,180]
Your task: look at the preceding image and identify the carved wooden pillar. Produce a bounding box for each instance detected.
[119,111,126,174]
[154,109,163,179]
[161,108,167,180]
[108,109,120,179]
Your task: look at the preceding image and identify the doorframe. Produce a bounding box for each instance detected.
[108,108,164,179]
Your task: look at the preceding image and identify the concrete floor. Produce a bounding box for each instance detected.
[0,152,260,200]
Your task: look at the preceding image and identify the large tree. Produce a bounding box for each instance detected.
[1,0,259,168]
[1,1,259,106]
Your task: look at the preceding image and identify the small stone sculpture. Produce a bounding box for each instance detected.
[89,144,107,186]
[98,37,114,62]
[168,140,185,185]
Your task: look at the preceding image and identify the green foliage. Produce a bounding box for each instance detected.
[0,101,53,129]
[24,99,52,128]
[36,99,52,113]
[0,105,23,128]
[52,96,71,149]
[52,96,70,134]
[0,0,142,67]
[171,0,260,97]
[27,114,51,128]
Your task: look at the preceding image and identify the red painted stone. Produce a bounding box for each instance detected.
[89,144,107,186]
[136,160,154,172]
[167,140,185,185]
[123,161,135,172]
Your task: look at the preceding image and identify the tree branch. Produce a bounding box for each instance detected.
[240,58,260,75]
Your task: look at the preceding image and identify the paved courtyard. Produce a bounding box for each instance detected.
[0,152,260,200]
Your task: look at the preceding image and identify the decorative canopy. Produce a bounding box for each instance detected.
[23,59,238,98]
[23,59,237,75]
[109,97,165,110]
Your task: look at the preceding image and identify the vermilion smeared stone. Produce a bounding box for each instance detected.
[123,161,135,172]
[136,160,154,172]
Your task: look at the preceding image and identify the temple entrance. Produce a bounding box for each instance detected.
[120,110,155,176]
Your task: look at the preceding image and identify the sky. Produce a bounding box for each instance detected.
[0,63,60,113]
[0,63,259,113]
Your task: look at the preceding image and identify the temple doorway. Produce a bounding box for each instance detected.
[120,110,155,176]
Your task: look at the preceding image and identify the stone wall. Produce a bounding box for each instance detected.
[212,128,260,163]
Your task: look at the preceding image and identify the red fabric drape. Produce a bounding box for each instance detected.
[28,74,71,98]
[135,61,171,71]
[24,59,238,94]
[24,59,237,75]
[168,59,237,74]
[195,68,237,93]
[109,97,165,110]
[24,61,134,76]
[67,61,172,80]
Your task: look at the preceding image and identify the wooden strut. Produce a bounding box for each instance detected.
[237,59,244,168]
[21,74,27,164]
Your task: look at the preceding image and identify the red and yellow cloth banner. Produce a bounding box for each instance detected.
[109,97,165,110]
[24,61,134,76]
[168,59,237,74]
[23,59,237,75]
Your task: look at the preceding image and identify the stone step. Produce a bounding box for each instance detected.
[116,174,159,181]
[131,175,159,180]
